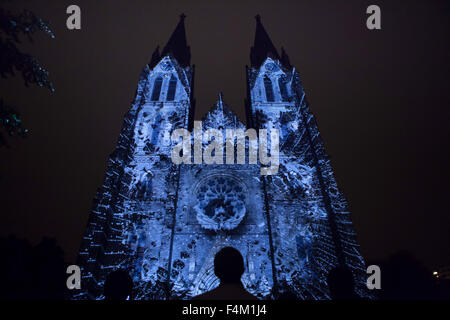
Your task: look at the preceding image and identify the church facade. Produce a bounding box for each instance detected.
[77,15,368,300]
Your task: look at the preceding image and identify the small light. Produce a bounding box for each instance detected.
[433,271,438,276]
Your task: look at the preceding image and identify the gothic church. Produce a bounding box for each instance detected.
[77,14,368,300]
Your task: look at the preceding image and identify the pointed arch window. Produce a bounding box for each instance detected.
[264,75,274,102]
[151,76,163,101]
[278,76,289,101]
[166,74,177,101]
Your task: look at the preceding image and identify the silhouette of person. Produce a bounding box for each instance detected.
[327,266,361,300]
[104,269,133,300]
[193,247,257,300]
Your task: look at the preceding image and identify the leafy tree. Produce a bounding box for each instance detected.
[0,7,54,147]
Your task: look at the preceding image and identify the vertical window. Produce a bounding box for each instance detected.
[150,114,162,145]
[264,75,274,102]
[166,74,177,101]
[278,76,289,101]
[151,76,163,101]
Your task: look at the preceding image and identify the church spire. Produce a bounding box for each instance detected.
[148,45,160,69]
[161,13,191,68]
[250,14,280,68]
[218,92,224,111]
[280,47,291,69]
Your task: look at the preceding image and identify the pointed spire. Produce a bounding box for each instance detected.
[149,45,160,68]
[218,92,224,111]
[202,93,245,130]
[250,15,280,68]
[280,47,291,68]
[161,13,191,68]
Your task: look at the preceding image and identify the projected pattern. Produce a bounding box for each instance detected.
[77,14,369,300]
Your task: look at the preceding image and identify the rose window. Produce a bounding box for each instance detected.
[194,176,246,231]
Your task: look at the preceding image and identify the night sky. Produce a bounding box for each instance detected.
[1,0,449,269]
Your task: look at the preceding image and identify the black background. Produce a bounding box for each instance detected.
[1,0,449,269]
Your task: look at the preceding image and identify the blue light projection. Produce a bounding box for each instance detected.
[76,16,369,300]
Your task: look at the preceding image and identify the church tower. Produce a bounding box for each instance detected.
[77,14,196,299]
[76,15,369,300]
[244,15,368,298]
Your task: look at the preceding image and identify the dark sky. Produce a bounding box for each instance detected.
[1,0,449,268]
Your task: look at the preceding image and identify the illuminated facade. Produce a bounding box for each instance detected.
[77,15,368,299]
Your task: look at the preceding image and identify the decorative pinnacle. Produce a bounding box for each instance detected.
[255,14,261,22]
[180,13,186,21]
[218,92,224,110]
